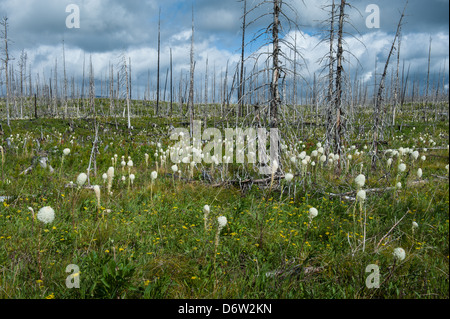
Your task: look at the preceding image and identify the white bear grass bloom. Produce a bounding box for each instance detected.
[203,205,211,231]
[59,148,71,176]
[37,206,55,225]
[393,247,406,261]
[218,216,228,229]
[357,190,367,202]
[387,158,393,168]
[149,171,158,200]
[76,173,87,187]
[398,163,407,173]
[145,153,149,167]
[93,185,101,208]
[107,167,115,194]
[215,216,228,250]
[285,173,294,183]
[355,174,366,188]
[309,207,318,221]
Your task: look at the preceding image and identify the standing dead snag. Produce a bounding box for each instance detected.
[62,40,68,119]
[326,0,336,155]
[371,2,407,169]
[318,0,362,167]
[334,0,346,163]
[270,0,281,131]
[1,16,11,127]
[89,55,95,118]
[238,0,247,118]
[156,8,161,117]
[244,0,301,174]
[188,6,195,137]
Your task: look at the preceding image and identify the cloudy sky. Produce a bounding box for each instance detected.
[0,0,448,100]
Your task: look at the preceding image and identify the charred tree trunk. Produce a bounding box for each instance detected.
[238,0,247,118]
[270,0,281,130]
[334,0,345,159]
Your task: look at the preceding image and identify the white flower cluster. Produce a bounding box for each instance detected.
[37,206,55,224]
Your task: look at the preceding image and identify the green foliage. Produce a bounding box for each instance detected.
[0,114,448,299]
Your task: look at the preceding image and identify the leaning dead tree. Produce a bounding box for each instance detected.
[371,2,407,169]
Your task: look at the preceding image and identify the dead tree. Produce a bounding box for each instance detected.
[109,63,115,117]
[333,0,346,160]
[88,55,95,117]
[18,49,27,119]
[53,58,58,116]
[245,0,300,127]
[156,8,161,116]
[326,0,336,154]
[1,16,11,127]
[188,6,195,136]
[317,0,363,168]
[238,0,247,117]
[269,0,282,130]
[62,40,68,118]
[392,24,402,126]
[119,54,132,129]
[424,36,432,122]
[371,2,407,169]
[170,48,173,116]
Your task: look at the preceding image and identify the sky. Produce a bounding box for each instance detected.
[0,0,448,101]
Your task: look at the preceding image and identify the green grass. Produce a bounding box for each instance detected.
[0,112,448,299]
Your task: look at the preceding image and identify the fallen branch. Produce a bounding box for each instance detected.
[375,210,410,252]
[211,173,304,188]
[431,174,449,180]
[327,179,438,201]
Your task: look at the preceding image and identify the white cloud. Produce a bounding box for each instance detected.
[1,0,448,101]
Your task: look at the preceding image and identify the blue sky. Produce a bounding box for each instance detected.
[0,0,448,100]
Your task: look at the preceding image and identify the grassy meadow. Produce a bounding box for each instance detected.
[0,105,448,299]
